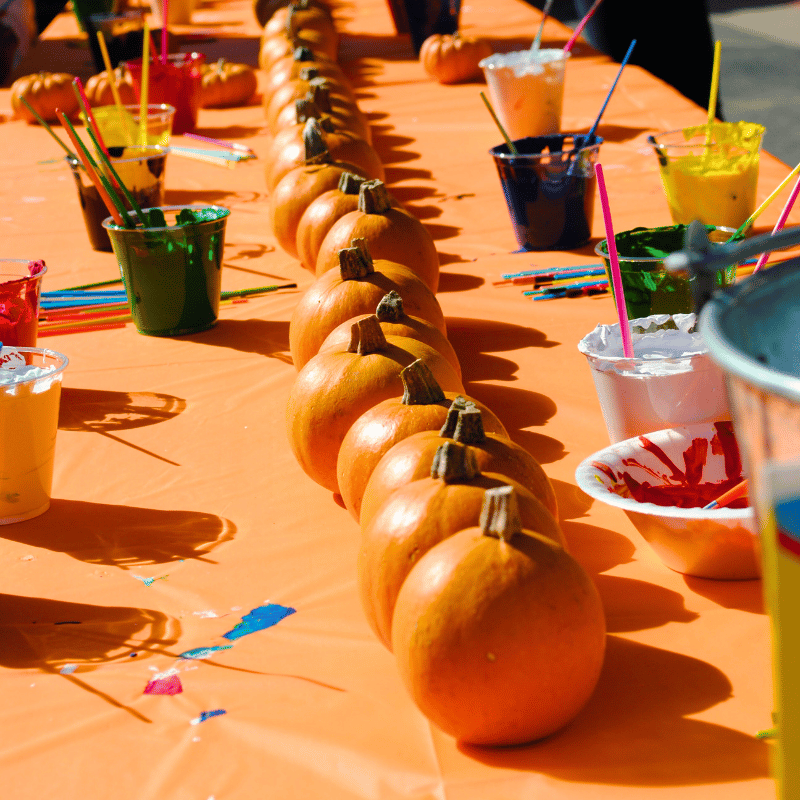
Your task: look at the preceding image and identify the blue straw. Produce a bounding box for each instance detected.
[524,279,608,296]
[585,39,637,144]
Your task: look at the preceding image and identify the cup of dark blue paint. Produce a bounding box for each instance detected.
[490,134,603,251]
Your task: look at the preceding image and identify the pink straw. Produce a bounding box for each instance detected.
[161,0,169,64]
[753,173,800,272]
[595,163,634,358]
[564,0,605,53]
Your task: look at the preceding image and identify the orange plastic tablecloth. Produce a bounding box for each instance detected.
[0,0,791,797]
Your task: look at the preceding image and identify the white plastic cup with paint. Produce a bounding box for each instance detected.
[578,313,731,443]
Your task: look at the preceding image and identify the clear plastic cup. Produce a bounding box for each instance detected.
[0,260,46,346]
[490,133,602,251]
[91,104,176,149]
[0,346,68,524]
[480,49,570,140]
[650,122,766,230]
[578,313,731,443]
[103,204,230,337]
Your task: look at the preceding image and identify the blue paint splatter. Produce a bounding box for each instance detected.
[190,709,226,725]
[60,664,78,675]
[179,645,233,660]
[222,603,296,641]
[133,574,168,587]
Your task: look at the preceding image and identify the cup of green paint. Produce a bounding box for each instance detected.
[103,204,230,337]
[595,223,741,318]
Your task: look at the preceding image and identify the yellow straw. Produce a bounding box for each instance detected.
[96,31,134,146]
[729,158,800,240]
[140,23,150,148]
[705,40,721,147]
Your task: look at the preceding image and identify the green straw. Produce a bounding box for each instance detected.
[221,283,297,299]
[480,91,518,155]
[63,278,124,291]
[19,97,78,160]
[60,114,134,228]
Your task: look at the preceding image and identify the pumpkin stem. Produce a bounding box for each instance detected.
[401,359,446,405]
[302,117,331,164]
[295,97,321,124]
[452,404,486,444]
[431,441,479,483]
[358,179,392,215]
[338,172,366,194]
[307,78,333,113]
[438,396,471,438]
[293,46,315,62]
[338,244,374,280]
[375,290,404,322]
[347,315,388,355]
[480,486,522,541]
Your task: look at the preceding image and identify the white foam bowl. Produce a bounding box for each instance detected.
[575,421,760,580]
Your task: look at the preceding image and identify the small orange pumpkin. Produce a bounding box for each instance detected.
[84,67,137,107]
[11,72,80,123]
[359,445,566,648]
[391,485,606,746]
[419,32,492,85]
[200,59,258,108]
[286,316,463,493]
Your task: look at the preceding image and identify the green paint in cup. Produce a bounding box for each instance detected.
[103,204,230,337]
[595,223,742,319]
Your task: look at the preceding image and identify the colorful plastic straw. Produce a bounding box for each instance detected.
[753,173,800,272]
[531,0,554,54]
[703,478,748,510]
[585,39,636,144]
[729,158,800,241]
[563,0,605,54]
[595,163,634,358]
[161,0,169,65]
[96,31,134,147]
[55,109,127,227]
[18,97,77,159]
[707,41,722,133]
[184,132,256,156]
[72,77,111,158]
[140,23,150,147]
[480,91,518,154]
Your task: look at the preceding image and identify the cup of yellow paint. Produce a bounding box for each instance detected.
[650,122,766,230]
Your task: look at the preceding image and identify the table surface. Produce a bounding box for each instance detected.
[0,0,791,797]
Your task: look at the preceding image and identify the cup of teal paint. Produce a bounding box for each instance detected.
[595,223,741,318]
[103,204,229,337]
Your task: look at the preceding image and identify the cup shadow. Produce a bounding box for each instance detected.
[1,498,236,567]
[460,635,770,786]
[190,317,292,361]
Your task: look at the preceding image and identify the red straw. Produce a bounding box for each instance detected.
[753,173,800,272]
[161,0,169,64]
[564,0,605,53]
[595,163,634,358]
[73,77,111,158]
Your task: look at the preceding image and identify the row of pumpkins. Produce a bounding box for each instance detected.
[260,0,608,747]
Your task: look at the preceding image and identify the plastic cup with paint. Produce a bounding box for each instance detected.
[650,122,765,229]
[578,313,731,443]
[595,223,741,319]
[490,133,602,251]
[91,104,176,149]
[103,204,229,336]
[125,54,205,135]
[0,346,68,524]
[479,49,570,140]
[68,146,170,252]
[0,260,46,347]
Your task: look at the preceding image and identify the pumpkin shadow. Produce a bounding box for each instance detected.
[561,520,636,572]
[437,272,484,293]
[165,188,244,206]
[463,383,558,434]
[460,636,769,786]
[191,123,264,140]
[190,318,292,361]
[1,499,236,567]
[512,429,566,465]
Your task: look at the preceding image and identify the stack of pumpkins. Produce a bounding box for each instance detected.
[260,0,607,747]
